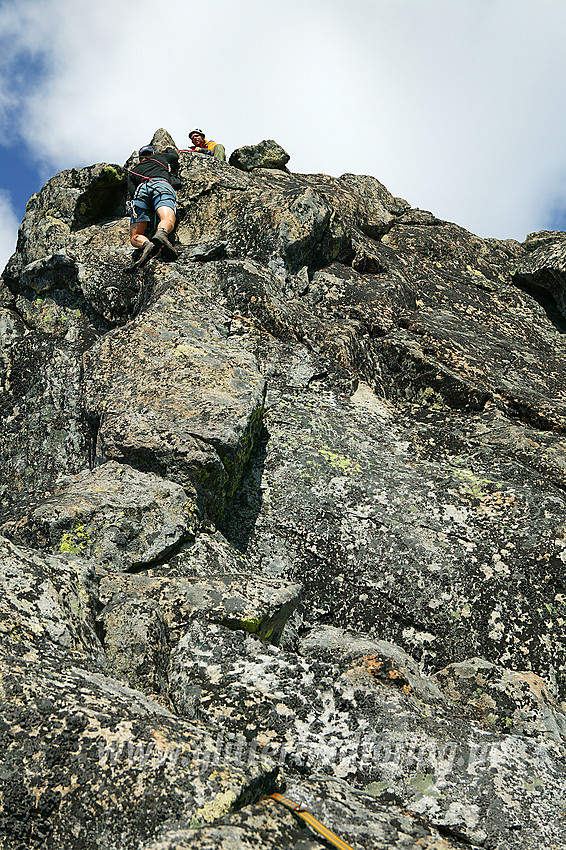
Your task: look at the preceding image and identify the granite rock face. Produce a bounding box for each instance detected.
[1,128,566,848]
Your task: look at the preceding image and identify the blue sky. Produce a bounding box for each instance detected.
[1,0,566,271]
[0,143,42,220]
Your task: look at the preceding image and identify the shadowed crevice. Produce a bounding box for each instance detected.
[217,425,269,552]
[512,272,566,334]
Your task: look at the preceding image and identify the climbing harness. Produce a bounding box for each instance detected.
[262,793,357,850]
[128,156,176,182]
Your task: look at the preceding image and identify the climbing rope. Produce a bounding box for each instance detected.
[263,792,357,850]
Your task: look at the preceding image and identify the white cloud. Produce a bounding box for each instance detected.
[0,190,20,273]
[1,0,566,238]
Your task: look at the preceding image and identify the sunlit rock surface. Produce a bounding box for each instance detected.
[1,128,566,848]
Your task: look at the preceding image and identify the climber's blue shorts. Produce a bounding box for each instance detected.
[130,179,176,224]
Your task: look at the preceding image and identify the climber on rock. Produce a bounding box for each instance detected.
[127,144,180,269]
[188,128,226,162]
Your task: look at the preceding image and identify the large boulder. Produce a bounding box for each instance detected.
[2,461,199,571]
[229,139,290,172]
[82,270,266,521]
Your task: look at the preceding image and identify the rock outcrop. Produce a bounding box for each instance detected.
[229,139,291,172]
[1,128,566,848]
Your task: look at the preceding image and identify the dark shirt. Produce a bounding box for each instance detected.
[127,147,179,196]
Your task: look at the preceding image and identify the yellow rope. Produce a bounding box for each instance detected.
[263,792,358,850]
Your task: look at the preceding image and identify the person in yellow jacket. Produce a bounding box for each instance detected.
[188,128,226,162]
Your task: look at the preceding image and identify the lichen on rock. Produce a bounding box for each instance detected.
[2,129,566,848]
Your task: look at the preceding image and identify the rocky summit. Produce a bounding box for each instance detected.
[1,128,566,849]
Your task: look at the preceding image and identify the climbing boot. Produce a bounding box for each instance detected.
[151,228,178,259]
[138,239,158,266]
[125,240,157,273]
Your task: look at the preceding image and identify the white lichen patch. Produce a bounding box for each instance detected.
[441,801,482,829]
[443,504,469,525]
